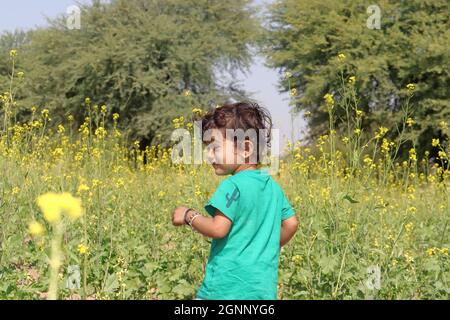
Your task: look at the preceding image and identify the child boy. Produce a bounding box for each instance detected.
[171,102,298,299]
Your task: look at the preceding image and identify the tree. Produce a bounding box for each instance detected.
[262,0,449,159]
[0,0,261,145]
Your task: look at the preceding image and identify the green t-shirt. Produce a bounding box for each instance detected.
[197,168,295,300]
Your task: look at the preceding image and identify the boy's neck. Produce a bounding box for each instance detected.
[233,164,258,175]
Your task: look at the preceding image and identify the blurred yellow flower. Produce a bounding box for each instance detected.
[438,151,447,159]
[290,88,297,97]
[78,183,90,194]
[404,222,413,233]
[291,255,301,264]
[348,76,356,84]
[28,221,45,236]
[52,147,64,158]
[57,125,65,134]
[404,251,414,263]
[41,109,50,119]
[431,139,439,147]
[378,127,389,138]
[78,243,89,255]
[323,93,334,108]
[95,127,107,139]
[338,53,346,61]
[59,193,83,220]
[407,206,417,214]
[37,192,83,223]
[409,148,417,162]
[406,118,415,127]
[406,83,415,91]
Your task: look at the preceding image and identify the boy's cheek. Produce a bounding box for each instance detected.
[213,164,238,176]
[212,164,230,176]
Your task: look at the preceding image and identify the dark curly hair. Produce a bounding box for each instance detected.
[199,102,273,163]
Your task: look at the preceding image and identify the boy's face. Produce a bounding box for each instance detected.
[206,129,250,175]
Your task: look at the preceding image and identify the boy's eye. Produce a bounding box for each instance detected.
[209,143,220,151]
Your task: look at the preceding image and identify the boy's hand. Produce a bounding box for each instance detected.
[172,206,188,226]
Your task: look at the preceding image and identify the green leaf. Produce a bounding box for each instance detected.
[343,194,359,204]
[318,255,339,275]
[103,273,119,293]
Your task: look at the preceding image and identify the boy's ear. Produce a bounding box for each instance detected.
[243,140,255,162]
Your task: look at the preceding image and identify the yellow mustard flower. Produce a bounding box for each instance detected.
[290,88,297,97]
[78,243,89,255]
[406,118,415,127]
[323,93,334,108]
[37,192,83,223]
[431,139,439,147]
[28,221,45,236]
[57,125,65,134]
[291,255,301,264]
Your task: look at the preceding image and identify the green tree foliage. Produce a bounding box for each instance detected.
[263,0,449,159]
[0,0,260,145]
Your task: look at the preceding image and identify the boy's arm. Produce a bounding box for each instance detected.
[280,215,298,247]
[172,206,232,239]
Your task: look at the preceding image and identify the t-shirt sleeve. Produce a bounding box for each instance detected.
[204,178,240,222]
[281,191,295,221]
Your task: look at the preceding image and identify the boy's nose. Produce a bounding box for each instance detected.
[207,148,216,164]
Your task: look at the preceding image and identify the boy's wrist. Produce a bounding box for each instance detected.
[184,208,194,225]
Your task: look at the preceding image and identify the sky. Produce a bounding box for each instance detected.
[0,0,306,150]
